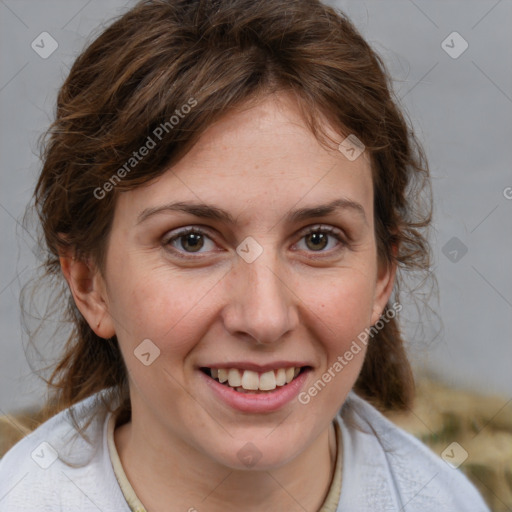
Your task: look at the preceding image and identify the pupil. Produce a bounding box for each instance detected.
[307,232,327,251]
[182,233,203,252]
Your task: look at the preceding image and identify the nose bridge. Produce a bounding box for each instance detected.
[224,241,297,344]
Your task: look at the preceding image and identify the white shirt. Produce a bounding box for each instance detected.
[0,389,490,511]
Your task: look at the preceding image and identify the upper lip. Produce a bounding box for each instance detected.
[199,361,312,372]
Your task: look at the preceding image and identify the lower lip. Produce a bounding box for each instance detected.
[199,369,310,413]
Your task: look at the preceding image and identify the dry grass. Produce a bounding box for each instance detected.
[1,378,511,510]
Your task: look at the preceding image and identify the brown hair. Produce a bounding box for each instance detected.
[26,0,433,435]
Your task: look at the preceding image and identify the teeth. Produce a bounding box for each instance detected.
[228,368,242,387]
[259,370,277,391]
[275,368,286,386]
[241,370,260,390]
[208,366,303,391]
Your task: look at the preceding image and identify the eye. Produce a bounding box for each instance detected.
[163,227,216,256]
[162,224,347,259]
[294,225,346,254]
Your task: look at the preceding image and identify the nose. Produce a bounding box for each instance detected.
[221,246,299,345]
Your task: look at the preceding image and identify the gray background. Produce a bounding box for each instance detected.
[1,0,511,415]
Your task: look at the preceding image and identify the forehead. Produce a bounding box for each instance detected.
[114,93,373,227]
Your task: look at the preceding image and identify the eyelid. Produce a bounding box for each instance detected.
[162,225,216,242]
[298,223,345,239]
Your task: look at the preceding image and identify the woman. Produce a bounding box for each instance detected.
[0,0,490,510]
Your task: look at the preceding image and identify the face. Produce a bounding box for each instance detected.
[89,92,394,470]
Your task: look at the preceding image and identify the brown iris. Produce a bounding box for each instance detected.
[180,233,204,252]
[305,232,328,251]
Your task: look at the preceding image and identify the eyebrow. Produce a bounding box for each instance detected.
[137,198,368,226]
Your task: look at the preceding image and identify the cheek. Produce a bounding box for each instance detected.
[305,268,377,340]
[106,264,218,354]
[296,273,374,412]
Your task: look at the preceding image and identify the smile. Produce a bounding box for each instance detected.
[200,366,308,393]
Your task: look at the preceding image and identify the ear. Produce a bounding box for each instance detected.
[59,252,116,339]
[370,244,398,326]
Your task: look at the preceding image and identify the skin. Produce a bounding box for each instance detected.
[61,91,396,512]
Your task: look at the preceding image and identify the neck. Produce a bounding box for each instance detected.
[114,415,338,512]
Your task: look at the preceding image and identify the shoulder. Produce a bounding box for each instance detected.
[0,389,129,512]
[335,392,490,512]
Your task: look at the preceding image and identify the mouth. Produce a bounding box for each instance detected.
[200,366,311,394]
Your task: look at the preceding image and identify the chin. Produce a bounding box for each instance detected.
[203,435,303,472]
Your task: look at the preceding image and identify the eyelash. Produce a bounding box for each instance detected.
[162,225,347,259]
